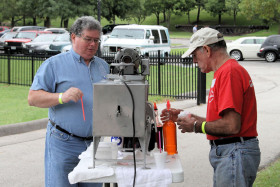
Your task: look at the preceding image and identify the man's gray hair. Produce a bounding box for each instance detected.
[70,16,101,37]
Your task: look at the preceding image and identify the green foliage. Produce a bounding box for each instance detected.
[240,0,280,24]
[204,0,226,24]
[174,0,196,24]
[225,0,241,25]
[126,0,148,24]
[144,0,165,25]
[99,0,136,23]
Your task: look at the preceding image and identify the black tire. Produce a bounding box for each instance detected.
[230,50,243,61]
[265,51,276,62]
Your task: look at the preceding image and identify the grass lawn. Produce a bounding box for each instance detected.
[254,158,280,186]
[0,84,48,125]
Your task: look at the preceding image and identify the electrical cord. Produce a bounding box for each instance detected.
[122,80,137,187]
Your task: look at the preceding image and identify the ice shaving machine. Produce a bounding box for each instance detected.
[92,48,155,168]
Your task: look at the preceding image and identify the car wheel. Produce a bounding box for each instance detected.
[265,51,276,62]
[230,50,243,61]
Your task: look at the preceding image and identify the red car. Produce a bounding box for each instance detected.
[0,26,10,32]
[4,30,52,54]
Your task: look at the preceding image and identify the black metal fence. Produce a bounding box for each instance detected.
[0,52,206,104]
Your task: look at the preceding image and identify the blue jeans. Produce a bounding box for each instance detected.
[45,123,102,187]
[209,138,260,187]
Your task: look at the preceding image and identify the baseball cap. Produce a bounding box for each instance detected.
[182,27,224,58]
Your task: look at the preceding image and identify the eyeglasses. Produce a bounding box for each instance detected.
[80,36,101,44]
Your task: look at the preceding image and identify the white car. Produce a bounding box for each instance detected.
[102,25,171,57]
[44,28,68,34]
[227,36,267,61]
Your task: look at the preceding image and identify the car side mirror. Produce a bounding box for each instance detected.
[149,36,154,40]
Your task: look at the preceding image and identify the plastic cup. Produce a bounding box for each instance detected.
[154,151,167,169]
[111,142,118,159]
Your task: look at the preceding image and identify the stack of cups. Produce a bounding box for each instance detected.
[153,151,167,169]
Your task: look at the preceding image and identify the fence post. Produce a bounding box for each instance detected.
[7,50,11,84]
[200,72,206,104]
[157,50,161,95]
[197,67,201,105]
[31,54,34,83]
[197,68,207,105]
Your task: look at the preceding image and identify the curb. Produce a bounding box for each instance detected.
[0,118,48,137]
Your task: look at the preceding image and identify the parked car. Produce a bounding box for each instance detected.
[257,35,280,62]
[44,28,68,34]
[102,24,126,35]
[0,32,17,52]
[102,25,171,57]
[46,33,71,54]
[23,33,60,54]
[4,30,52,54]
[0,29,11,37]
[227,36,267,61]
[10,26,46,32]
[0,26,10,32]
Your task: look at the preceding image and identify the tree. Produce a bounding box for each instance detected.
[55,0,94,28]
[174,0,196,24]
[0,0,21,27]
[100,0,135,24]
[144,0,165,25]
[36,0,59,27]
[225,0,241,25]
[240,0,280,24]
[195,0,206,23]
[205,0,226,24]
[126,0,148,24]
[17,0,41,25]
[162,0,181,29]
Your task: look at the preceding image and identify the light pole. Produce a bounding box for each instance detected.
[97,0,101,23]
[97,0,101,57]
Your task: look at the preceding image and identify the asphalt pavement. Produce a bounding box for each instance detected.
[0,59,280,187]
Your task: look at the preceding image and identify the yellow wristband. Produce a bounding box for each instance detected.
[59,93,63,104]
[202,121,207,134]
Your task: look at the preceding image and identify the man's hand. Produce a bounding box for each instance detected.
[177,116,196,133]
[62,87,83,103]
[160,108,183,123]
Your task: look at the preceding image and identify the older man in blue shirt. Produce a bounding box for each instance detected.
[28,16,109,187]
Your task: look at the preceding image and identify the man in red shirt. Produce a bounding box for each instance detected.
[161,28,260,187]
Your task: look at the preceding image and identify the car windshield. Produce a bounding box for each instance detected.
[32,34,57,42]
[15,32,37,39]
[54,34,70,42]
[110,29,145,39]
[1,32,17,39]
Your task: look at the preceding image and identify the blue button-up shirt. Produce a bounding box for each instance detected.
[30,49,109,137]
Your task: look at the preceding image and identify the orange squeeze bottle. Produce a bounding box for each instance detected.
[163,100,177,155]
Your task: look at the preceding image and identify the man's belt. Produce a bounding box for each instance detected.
[210,137,256,146]
[49,120,93,141]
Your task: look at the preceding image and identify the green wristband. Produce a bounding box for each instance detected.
[202,121,207,134]
[59,93,63,104]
